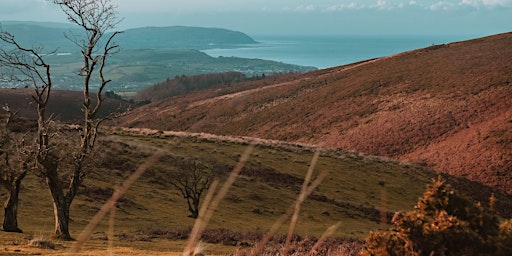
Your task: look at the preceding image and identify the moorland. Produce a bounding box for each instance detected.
[0,31,511,255]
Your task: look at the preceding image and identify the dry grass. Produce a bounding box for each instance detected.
[71,150,166,253]
[0,127,509,255]
[114,33,512,194]
[183,145,254,256]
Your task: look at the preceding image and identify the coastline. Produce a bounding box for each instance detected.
[203,34,480,69]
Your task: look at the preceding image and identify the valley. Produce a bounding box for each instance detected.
[0,21,511,255]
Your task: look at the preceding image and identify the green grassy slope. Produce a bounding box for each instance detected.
[40,49,315,91]
[2,127,510,255]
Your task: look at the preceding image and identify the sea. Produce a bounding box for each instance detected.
[203,34,480,69]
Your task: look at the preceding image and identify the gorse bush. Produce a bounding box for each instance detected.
[361,177,512,256]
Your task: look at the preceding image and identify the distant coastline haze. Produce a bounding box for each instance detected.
[0,0,510,36]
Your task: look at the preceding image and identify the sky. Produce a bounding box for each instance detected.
[0,0,510,36]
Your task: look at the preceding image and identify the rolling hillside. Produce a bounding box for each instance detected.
[116,32,512,194]
[0,22,315,91]
[0,88,131,122]
[0,125,510,255]
[118,26,257,50]
[0,22,257,52]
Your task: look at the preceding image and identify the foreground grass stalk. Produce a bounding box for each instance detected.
[183,179,219,256]
[108,198,117,256]
[308,222,341,255]
[282,151,320,254]
[71,151,165,253]
[183,144,254,256]
[250,158,326,256]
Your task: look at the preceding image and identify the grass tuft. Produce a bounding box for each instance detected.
[28,236,55,250]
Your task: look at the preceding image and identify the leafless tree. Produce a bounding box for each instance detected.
[0,107,33,233]
[0,20,53,233]
[46,0,122,240]
[168,156,224,218]
[0,0,122,240]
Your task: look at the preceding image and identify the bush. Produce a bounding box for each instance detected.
[361,177,512,256]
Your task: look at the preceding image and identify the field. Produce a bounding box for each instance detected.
[1,32,511,255]
[0,126,434,255]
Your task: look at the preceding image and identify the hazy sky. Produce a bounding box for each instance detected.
[0,0,510,36]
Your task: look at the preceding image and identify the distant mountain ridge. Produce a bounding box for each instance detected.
[118,26,258,50]
[115,32,512,194]
[0,21,313,90]
[0,21,258,52]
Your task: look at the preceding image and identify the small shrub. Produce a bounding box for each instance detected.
[361,177,512,256]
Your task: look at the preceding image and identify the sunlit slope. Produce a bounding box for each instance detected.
[116,33,512,194]
[10,130,511,241]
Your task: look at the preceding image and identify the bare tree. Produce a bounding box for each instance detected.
[0,0,121,240]
[0,20,54,233]
[0,107,33,233]
[46,0,122,240]
[168,156,223,218]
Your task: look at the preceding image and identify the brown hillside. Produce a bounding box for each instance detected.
[0,88,132,122]
[115,33,512,194]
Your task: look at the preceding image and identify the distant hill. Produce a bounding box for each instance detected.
[118,26,258,50]
[0,20,76,29]
[115,32,512,194]
[0,22,257,52]
[0,88,131,122]
[0,21,80,52]
[0,21,315,91]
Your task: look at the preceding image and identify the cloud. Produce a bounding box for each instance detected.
[110,0,512,15]
[461,0,481,6]
[460,0,512,7]
[430,1,457,10]
[324,2,365,12]
[375,0,389,9]
[323,0,410,12]
[296,4,317,12]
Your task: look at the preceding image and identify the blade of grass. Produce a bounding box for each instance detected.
[183,179,219,256]
[308,222,341,256]
[283,150,320,253]
[183,144,254,256]
[250,163,326,256]
[108,196,117,256]
[71,151,166,253]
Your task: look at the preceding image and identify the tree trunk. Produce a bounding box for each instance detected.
[46,177,72,240]
[186,197,199,219]
[2,178,24,233]
[44,157,73,240]
[51,197,71,240]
